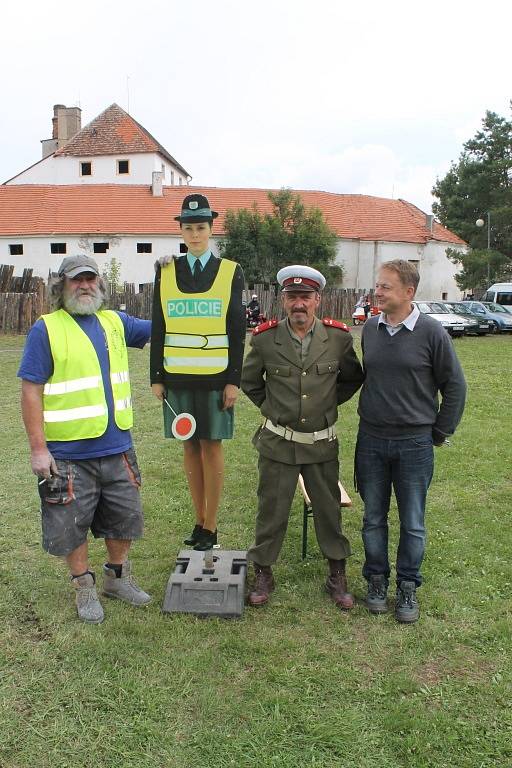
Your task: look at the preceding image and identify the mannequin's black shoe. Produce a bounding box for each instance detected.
[193,528,218,551]
[184,524,203,546]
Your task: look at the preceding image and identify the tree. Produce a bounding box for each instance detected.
[446,247,512,291]
[432,105,512,289]
[219,189,342,285]
[102,256,122,292]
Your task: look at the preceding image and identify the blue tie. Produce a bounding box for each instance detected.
[193,259,202,281]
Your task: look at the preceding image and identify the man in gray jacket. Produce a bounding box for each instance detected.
[356,259,466,623]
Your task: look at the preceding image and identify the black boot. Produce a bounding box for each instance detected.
[184,524,203,546]
[193,528,218,551]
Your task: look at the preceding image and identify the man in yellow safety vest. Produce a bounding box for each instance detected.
[18,254,152,624]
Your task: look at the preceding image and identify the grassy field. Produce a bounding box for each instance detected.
[0,330,511,768]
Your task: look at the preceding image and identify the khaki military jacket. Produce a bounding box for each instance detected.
[241,318,364,464]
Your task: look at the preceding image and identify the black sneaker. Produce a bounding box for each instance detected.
[366,575,388,614]
[395,580,420,623]
[184,524,203,546]
[193,528,218,551]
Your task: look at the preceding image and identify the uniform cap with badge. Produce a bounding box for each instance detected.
[174,193,219,223]
[277,265,326,292]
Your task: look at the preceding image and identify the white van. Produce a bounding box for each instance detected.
[481,283,512,312]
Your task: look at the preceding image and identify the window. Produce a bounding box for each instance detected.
[117,159,129,175]
[179,243,188,254]
[442,292,448,301]
[50,243,67,254]
[170,170,175,185]
[80,161,92,176]
[9,243,23,255]
[161,163,165,178]
[178,176,183,185]
[93,243,109,254]
[137,243,152,253]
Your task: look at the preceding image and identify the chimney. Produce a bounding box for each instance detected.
[52,104,66,139]
[55,104,81,146]
[152,171,163,197]
[42,104,81,157]
[425,214,435,233]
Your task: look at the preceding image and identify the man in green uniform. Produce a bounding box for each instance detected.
[241,265,364,610]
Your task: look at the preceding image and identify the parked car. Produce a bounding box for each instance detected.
[461,301,512,333]
[438,301,490,335]
[352,305,379,325]
[481,282,512,312]
[413,301,467,337]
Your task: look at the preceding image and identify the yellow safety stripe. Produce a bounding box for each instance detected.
[115,397,133,411]
[110,371,130,384]
[43,376,101,395]
[164,333,229,350]
[43,404,107,423]
[163,355,228,369]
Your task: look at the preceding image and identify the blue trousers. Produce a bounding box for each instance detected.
[355,430,434,587]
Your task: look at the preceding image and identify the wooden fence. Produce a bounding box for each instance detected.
[0,264,373,334]
[247,284,374,321]
[0,265,47,334]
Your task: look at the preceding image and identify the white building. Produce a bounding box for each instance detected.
[0,104,466,299]
[5,103,191,188]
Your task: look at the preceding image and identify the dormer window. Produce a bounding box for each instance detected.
[117,159,129,175]
[80,161,92,176]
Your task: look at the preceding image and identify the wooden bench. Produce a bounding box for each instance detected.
[298,474,352,559]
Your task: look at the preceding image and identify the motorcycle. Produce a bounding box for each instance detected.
[352,305,379,325]
[246,307,266,329]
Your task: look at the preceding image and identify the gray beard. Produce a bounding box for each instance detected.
[63,291,104,315]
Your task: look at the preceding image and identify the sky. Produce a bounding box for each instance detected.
[1,0,510,213]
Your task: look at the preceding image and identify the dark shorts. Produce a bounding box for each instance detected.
[163,388,234,440]
[37,449,144,556]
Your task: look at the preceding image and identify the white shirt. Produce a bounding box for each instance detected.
[378,304,420,336]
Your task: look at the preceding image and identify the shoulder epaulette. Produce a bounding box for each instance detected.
[252,319,279,335]
[322,317,350,332]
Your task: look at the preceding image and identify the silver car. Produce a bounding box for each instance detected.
[413,301,467,337]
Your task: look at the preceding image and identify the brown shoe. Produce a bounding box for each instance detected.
[325,561,354,611]
[248,565,275,607]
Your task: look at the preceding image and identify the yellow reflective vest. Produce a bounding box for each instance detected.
[41,309,133,441]
[160,258,237,375]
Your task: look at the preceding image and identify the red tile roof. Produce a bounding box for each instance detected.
[0,184,465,245]
[54,104,190,178]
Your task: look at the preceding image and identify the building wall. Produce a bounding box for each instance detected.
[0,233,463,298]
[334,238,465,300]
[1,235,183,286]
[6,154,188,186]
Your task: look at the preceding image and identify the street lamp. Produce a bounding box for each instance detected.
[476,212,491,284]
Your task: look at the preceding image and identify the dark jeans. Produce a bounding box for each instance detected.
[355,430,434,587]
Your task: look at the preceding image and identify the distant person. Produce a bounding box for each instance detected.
[242,265,364,611]
[151,194,245,551]
[363,295,371,321]
[18,255,152,624]
[356,259,466,623]
[247,294,260,317]
[246,293,261,327]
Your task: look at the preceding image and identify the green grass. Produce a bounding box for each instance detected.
[0,332,511,768]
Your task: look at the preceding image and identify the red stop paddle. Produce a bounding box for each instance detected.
[164,398,196,440]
